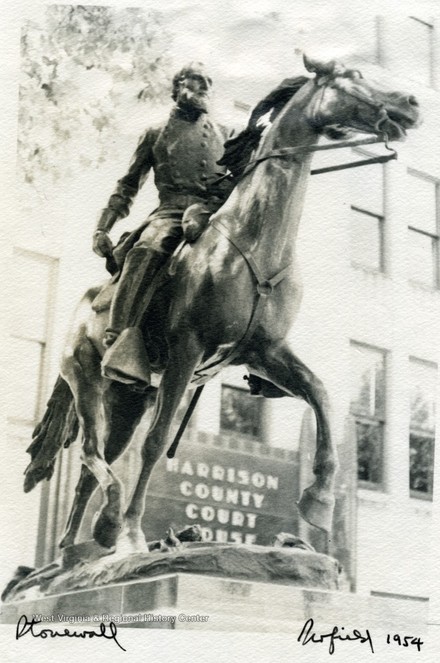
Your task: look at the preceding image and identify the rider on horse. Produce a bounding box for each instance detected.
[93,62,234,385]
[94,62,307,394]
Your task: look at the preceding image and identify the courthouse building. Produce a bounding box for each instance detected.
[7,12,439,602]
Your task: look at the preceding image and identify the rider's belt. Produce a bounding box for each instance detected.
[158,193,207,209]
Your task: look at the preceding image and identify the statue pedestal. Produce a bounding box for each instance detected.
[1,544,427,633]
[1,572,427,632]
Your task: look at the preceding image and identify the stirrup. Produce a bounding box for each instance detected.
[103,330,119,348]
[101,327,151,386]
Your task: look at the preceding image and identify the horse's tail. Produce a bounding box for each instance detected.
[23,375,79,493]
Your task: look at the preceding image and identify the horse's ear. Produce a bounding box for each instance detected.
[303,54,337,76]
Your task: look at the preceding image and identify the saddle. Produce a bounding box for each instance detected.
[91,279,117,313]
[91,203,213,314]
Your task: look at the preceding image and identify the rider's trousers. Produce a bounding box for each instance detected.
[107,216,183,337]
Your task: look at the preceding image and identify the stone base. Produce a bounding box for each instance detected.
[1,572,428,633]
[62,540,115,569]
[2,542,339,603]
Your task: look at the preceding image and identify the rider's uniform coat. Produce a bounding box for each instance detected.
[99,107,233,258]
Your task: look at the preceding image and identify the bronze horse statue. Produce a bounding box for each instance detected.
[24,56,420,554]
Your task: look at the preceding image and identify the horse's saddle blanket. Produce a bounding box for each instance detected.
[91,279,117,312]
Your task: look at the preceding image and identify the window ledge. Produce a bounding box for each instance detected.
[351,262,388,278]
[358,489,433,515]
[409,496,433,516]
[409,279,440,294]
[358,488,389,507]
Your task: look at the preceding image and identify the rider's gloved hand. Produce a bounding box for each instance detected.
[93,208,118,258]
[93,230,114,258]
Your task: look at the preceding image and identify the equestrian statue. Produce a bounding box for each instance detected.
[23,55,420,556]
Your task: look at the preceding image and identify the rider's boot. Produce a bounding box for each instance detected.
[101,246,167,386]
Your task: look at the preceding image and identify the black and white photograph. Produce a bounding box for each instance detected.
[1,1,439,661]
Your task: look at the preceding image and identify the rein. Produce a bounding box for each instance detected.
[238,133,397,181]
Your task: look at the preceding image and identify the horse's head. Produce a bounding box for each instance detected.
[303,55,421,141]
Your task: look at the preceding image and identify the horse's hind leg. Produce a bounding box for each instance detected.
[60,395,138,550]
[61,330,124,548]
[60,381,157,549]
[60,464,96,549]
[247,340,338,532]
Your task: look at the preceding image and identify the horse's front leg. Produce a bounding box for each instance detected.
[116,336,203,554]
[247,340,338,532]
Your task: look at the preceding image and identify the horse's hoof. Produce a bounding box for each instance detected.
[92,484,122,548]
[92,511,122,549]
[297,485,335,532]
[115,528,149,555]
[58,536,71,550]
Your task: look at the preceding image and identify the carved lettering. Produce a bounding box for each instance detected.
[200,505,215,521]
[211,485,224,502]
[246,513,257,528]
[217,508,230,524]
[225,488,239,504]
[196,462,210,478]
[180,480,192,497]
[251,471,265,488]
[215,529,229,543]
[200,526,213,541]
[166,458,179,473]
[267,475,279,490]
[212,465,225,481]
[230,532,243,543]
[240,490,250,506]
[231,510,245,526]
[237,469,249,485]
[195,483,210,499]
[226,467,236,483]
[181,460,194,475]
[185,503,198,519]
[167,459,280,493]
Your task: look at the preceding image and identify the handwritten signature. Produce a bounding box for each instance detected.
[15,615,126,651]
[298,617,374,655]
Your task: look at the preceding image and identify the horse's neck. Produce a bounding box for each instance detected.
[217,104,318,269]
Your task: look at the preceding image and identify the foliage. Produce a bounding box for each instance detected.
[19,5,172,188]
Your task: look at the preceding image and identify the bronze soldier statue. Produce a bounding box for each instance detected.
[93,62,233,385]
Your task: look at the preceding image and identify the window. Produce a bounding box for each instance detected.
[350,343,386,488]
[350,158,385,271]
[9,249,58,425]
[409,359,437,500]
[407,172,439,288]
[385,16,434,88]
[220,385,263,440]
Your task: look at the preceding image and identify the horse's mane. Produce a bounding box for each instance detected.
[218,76,310,177]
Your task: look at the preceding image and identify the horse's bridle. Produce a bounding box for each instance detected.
[323,75,405,138]
[232,75,399,182]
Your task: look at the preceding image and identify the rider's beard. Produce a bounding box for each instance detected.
[177,88,210,115]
